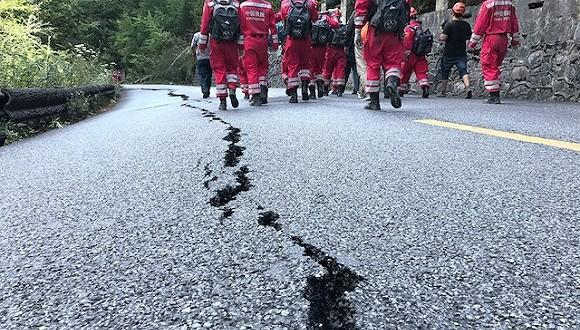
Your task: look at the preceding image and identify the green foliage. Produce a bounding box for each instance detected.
[0,0,110,88]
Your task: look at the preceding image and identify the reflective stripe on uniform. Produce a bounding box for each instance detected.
[241,1,271,8]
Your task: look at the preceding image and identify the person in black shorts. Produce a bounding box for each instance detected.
[439,2,473,99]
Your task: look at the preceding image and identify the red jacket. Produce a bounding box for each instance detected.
[199,0,241,45]
[239,0,278,45]
[402,20,421,51]
[280,0,319,25]
[319,11,340,29]
[470,0,520,43]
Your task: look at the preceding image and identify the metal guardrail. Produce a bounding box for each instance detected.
[0,84,115,146]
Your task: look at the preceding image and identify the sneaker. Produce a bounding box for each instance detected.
[357,90,366,99]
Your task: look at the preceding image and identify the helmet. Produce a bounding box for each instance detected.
[452,2,466,15]
[409,7,418,18]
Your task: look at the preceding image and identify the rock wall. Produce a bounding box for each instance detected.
[419,0,580,102]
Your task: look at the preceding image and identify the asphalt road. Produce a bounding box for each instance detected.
[1,85,578,329]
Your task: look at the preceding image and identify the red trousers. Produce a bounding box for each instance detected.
[210,39,240,97]
[363,28,403,93]
[239,55,248,95]
[284,38,312,89]
[323,46,346,87]
[481,34,508,93]
[399,54,429,93]
[310,45,327,85]
[243,35,269,95]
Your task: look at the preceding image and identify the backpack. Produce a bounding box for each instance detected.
[211,0,240,42]
[311,18,332,46]
[286,0,311,39]
[370,0,406,34]
[330,24,348,47]
[411,25,433,56]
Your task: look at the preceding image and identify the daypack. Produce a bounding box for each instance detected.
[411,25,433,56]
[370,0,406,34]
[330,24,348,47]
[211,0,240,42]
[311,18,332,46]
[286,0,311,39]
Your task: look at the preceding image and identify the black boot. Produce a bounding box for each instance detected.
[365,92,380,110]
[250,94,262,106]
[487,91,501,104]
[337,85,344,97]
[260,85,268,104]
[289,88,298,103]
[243,92,249,100]
[384,77,389,99]
[203,91,210,99]
[317,81,324,98]
[422,86,430,98]
[229,89,239,108]
[219,97,227,111]
[301,81,310,101]
[465,90,473,99]
[386,76,402,109]
[309,85,317,100]
[323,84,329,96]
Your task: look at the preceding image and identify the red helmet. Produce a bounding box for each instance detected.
[409,7,418,18]
[452,2,466,15]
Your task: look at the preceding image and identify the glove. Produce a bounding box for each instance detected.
[467,41,477,49]
[198,43,207,51]
[354,28,362,48]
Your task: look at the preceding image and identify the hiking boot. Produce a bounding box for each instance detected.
[229,89,239,108]
[203,91,210,99]
[465,90,473,99]
[243,93,249,100]
[386,76,402,109]
[219,97,227,111]
[260,85,268,104]
[289,88,298,103]
[250,94,262,106]
[323,84,329,96]
[337,85,345,97]
[365,92,380,110]
[309,85,317,100]
[399,90,405,97]
[422,86,430,98]
[301,81,309,101]
[317,81,324,98]
[487,91,501,104]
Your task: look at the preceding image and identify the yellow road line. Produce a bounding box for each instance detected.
[414,119,580,152]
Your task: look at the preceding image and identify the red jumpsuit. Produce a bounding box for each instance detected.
[240,0,278,96]
[355,0,404,94]
[310,13,340,87]
[199,0,241,98]
[470,0,520,93]
[399,20,429,93]
[323,45,347,89]
[280,0,319,90]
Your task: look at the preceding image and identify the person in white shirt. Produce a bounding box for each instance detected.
[191,32,212,98]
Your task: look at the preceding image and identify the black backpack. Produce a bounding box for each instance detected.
[411,26,433,56]
[311,18,332,46]
[211,0,240,42]
[330,24,348,47]
[370,0,406,34]
[286,0,311,39]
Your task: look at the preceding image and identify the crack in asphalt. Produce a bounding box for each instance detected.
[178,93,363,328]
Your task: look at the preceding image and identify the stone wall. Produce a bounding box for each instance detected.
[419,0,580,102]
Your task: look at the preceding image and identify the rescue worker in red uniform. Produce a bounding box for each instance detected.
[309,9,340,99]
[469,0,520,104]
[280,0,319,103]
[354,0,409,110]
[239,0,278,106]
[323,21,348,97]
[399,7,430,98]
[199,0,242,110]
